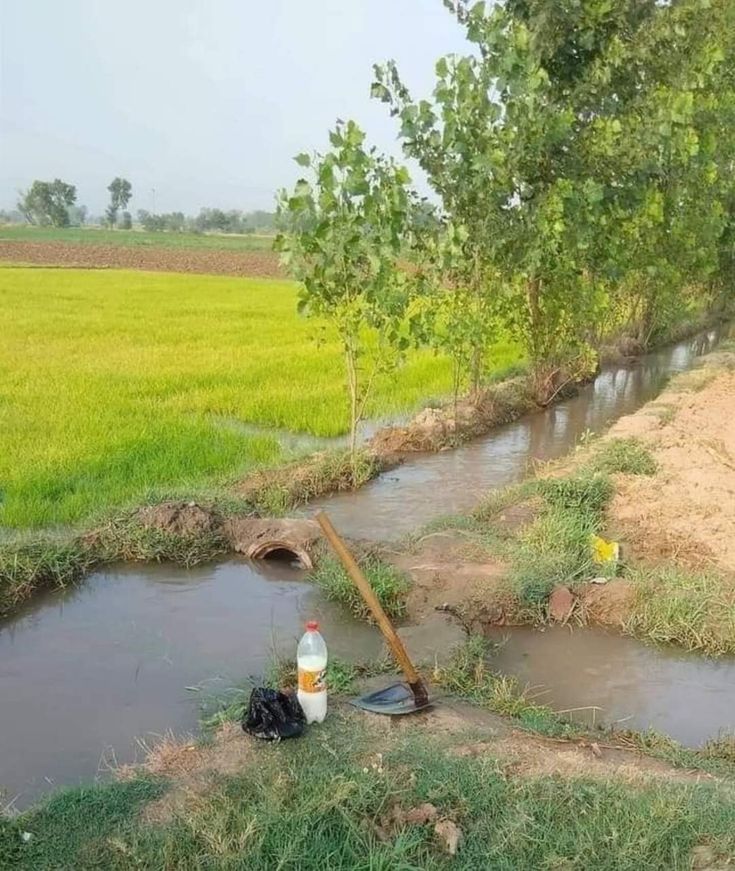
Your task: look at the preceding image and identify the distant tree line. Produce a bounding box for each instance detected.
[12,176,274,234]
[137,208,276,234]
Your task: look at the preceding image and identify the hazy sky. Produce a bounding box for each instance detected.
[0,1,468,215]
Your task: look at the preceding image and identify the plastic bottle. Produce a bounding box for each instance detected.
[297,621,327,724]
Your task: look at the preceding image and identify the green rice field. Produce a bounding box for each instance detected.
[0,266,522,529]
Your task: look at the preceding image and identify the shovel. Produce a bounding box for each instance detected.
[315,511,432,716]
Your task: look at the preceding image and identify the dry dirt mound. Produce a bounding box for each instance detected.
[137,501,222,536]
[0,240,282,277]
[606,363,735,573]
[387,531,513,626]
[370,379,537,455]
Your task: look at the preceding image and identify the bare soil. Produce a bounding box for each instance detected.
[387,531,512,626]
[370,377,538,455]
[0,240,282,277]
[607,361,735,573]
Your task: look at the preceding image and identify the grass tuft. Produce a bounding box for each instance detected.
[245,450,381,516]
[0,538,96,616]
[588,437,658,476]
[92,510,227,567]
[0,777,164,870]
[309,554,410,621]
[433,636,577,737]
[624,566,735,656]
[507,473,613,610]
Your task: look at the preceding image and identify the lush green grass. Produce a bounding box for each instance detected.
[309,554,411,620]
[0,267,523,528]
[588,436,658,476]
[624,566,735,656]
[0,224,274,251]
[3,712,735,870]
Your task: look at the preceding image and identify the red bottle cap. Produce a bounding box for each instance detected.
[306,621,319,632]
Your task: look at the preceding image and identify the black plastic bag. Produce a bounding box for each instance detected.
[242,687,306,741]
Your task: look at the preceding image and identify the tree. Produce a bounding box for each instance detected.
[275,120,416,474]
[18,179,77,227]
[373,49,501,394]
[375,0,735,396]
[106,177,132,228]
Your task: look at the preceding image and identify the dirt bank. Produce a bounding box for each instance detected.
[606,359,735,572]
[0,240,282,277]
[383,349,735,653]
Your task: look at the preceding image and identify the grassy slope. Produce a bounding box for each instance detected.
[0,267,522,528]
[2,713,734,870]
[0,224,273,251]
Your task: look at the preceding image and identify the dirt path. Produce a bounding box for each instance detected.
[0,240,283,278]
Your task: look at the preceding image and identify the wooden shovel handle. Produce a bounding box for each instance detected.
[316,511,428,706]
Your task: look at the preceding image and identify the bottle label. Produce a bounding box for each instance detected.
[298,667,326,693]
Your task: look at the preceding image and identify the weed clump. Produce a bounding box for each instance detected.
[507,473,613,611]
[309,554,410,621]
[588,437,658,476]
[0,538,96,615]
[93,510,227,567]
[245,450,382,516]
[433,636,576,737]
[624,566,735,656]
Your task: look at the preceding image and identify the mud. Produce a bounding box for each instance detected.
[137,501,222,537]
[0,240,282,277]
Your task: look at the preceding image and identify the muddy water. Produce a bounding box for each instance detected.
[0,560,381,810]
[0,327,729,809]
[487,626,735,747]
[308,329,725,540]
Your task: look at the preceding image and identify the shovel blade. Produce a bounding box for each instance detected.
[350,681,434,716]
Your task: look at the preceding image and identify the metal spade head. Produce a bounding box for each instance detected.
[350,681,434,716]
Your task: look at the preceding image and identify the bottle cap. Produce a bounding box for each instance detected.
[306,620,319,632]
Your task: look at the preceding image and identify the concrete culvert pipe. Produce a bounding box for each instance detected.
[246,540,313,570]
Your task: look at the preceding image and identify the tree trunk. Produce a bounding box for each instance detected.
[469,345,483,397]
[345,341,359,487]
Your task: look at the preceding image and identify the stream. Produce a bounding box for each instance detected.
[0,326,731,809]
[308,327,726,539]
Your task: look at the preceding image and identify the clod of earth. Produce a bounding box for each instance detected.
[548,586,575,622]
[434,819,463,856]
[137,501,221,537]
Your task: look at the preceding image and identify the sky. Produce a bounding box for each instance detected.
[0,1,469,215]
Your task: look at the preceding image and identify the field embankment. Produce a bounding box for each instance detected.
[3,689,734,869]
[388,347,735,656]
